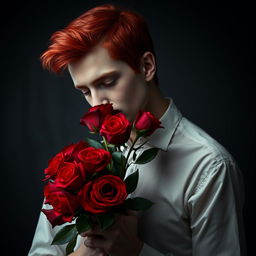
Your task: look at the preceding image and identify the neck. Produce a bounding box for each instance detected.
[129,82,170,144]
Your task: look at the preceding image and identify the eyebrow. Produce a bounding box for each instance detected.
[75,71,119,89]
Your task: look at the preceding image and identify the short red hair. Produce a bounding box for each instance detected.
[40,3,159,84]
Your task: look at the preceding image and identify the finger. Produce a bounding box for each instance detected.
[84,235,107,250]
[80,230,104,237]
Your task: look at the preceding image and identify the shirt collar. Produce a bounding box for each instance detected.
[125,97,183,152]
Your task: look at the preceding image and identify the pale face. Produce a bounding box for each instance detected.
[68,45,149,122]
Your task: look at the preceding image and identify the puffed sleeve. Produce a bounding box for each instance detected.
[187,159,247,255]
[28,202,67,256]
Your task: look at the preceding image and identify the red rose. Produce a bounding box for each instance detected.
[100,112,132,145]
[134,110,163,136]
[43,141,88,181]
[41,208,70,228]
[43,183,80,223]
[77,147,111,174]
[80,103,114,132]
[78,175,127,214]
[43,152,65,181]
[61,141,89,162]
[55,161,86,191]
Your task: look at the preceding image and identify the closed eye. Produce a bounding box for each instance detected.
[81,90,90,96]
[80,79,117,97]
[101,79,116,87]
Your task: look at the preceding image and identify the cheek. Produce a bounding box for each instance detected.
[115,79,148,119]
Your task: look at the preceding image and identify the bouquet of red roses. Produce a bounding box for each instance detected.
[41,103,163,255]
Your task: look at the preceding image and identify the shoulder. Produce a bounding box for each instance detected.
[175,116,236,163]
[172,117,243,193]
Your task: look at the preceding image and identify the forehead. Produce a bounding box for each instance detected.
[68,46,129,87]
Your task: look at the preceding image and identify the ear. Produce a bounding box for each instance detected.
[140,51,156,82]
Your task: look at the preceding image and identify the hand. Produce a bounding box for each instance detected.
[69,236,108,256]
[81,210,143,256]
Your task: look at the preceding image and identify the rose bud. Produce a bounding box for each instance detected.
[134,110,163,137]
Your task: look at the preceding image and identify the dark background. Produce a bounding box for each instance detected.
[1,0,255,255]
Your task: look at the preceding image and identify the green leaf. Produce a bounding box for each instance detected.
[112,152,126,166]
[135,148,159,164]
[109,162,121,176]
[51,224,77,245]
[85,137,104,149]
[124,169,139,194]
[124,197,154,211]
[96,213,115,231]
[112,151,126,176]
[76,214,92,234]
[136,129,149,138]
[65,233,78,255]
[108,144,116,154]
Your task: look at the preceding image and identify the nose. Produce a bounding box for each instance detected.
[91,90,109,107]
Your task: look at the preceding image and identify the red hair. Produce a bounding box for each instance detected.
[40,3,159,84]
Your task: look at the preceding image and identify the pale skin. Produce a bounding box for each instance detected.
[68,43,169,256]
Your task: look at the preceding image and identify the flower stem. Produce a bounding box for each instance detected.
[122,135,140,179]
[102,136,113,170]
[102,136,109,152]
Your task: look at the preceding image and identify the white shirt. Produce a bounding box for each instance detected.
[28,97,246,256]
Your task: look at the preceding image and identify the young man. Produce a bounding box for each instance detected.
[29,3,246,256]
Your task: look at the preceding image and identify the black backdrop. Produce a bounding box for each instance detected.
[1,0,255,255]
